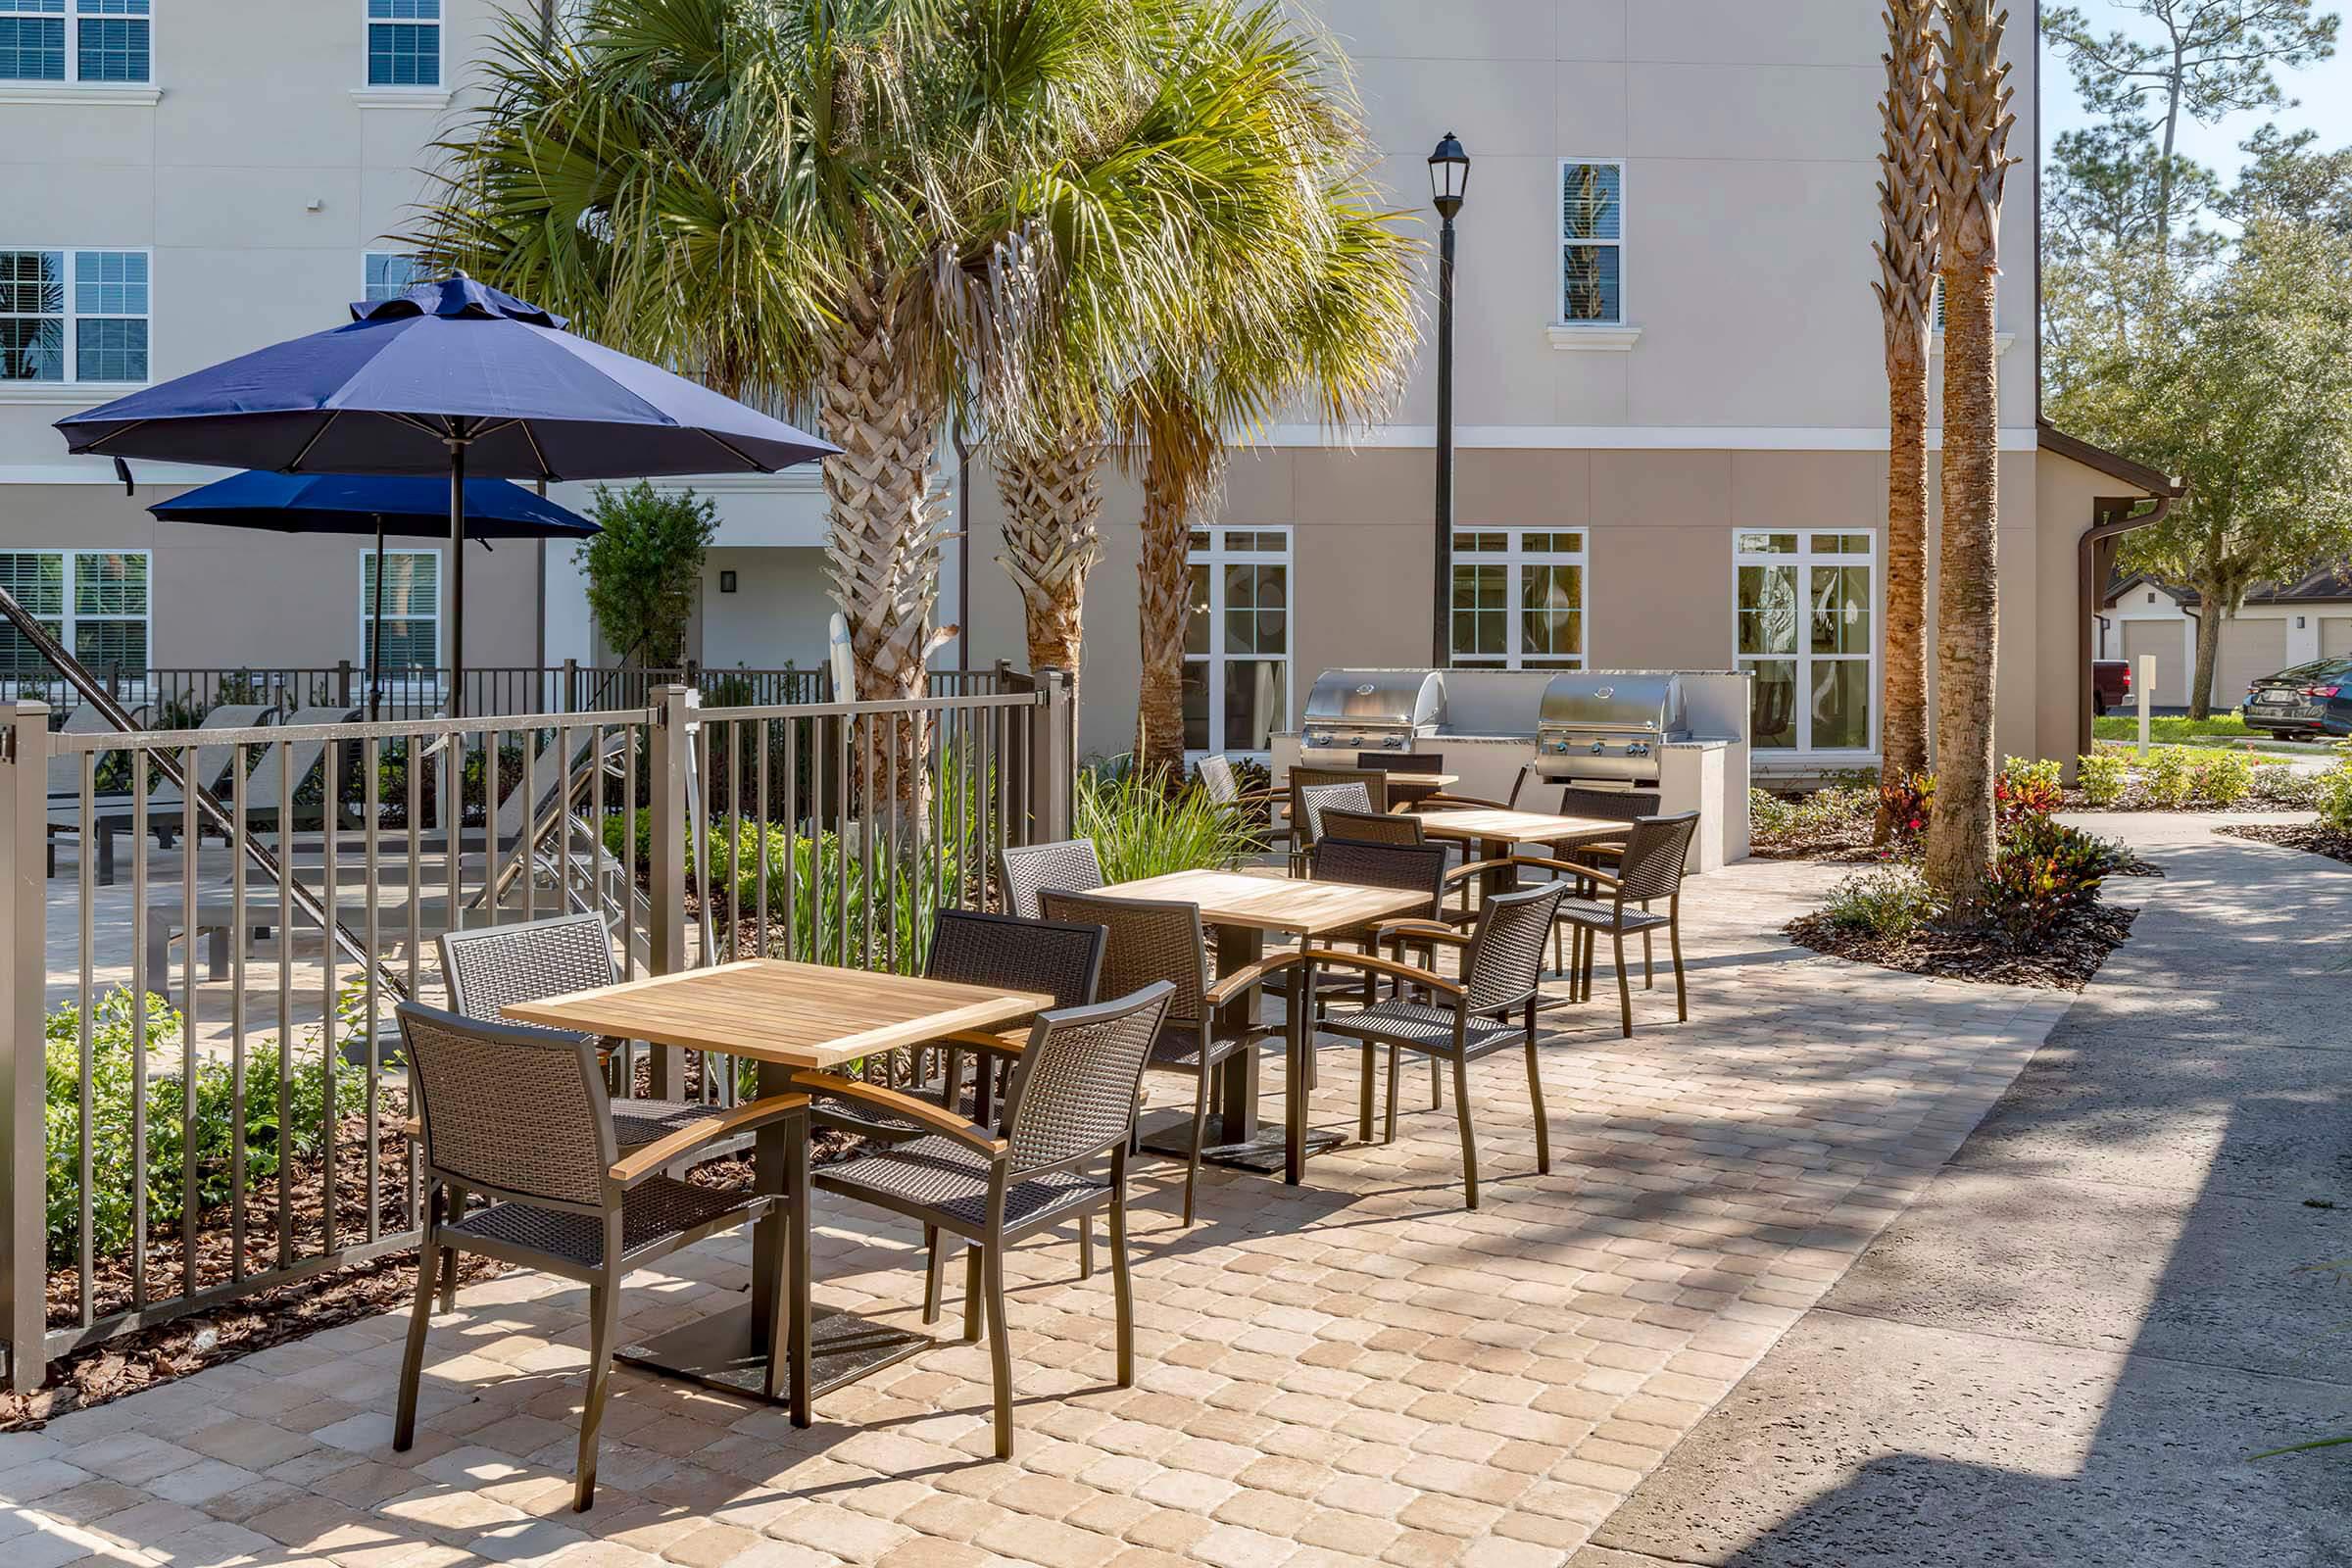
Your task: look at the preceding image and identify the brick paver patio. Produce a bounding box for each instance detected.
[0,856,2075,1568]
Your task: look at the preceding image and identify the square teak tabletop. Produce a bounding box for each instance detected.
[500,957,1054,1070]
[1412,808,1629,849]
[499,958,1054,1418]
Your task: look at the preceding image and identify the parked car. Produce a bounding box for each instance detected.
[2242,658,2352,739]
[2092,659,2131,715]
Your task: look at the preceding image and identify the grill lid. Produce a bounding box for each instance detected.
[1302,669,1446,728]
[1538,672,1685,735]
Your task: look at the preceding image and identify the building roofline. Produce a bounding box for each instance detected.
[2036,419,2184,498]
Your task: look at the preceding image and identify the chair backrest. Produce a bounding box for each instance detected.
[1000,981,1177,1175]
[138,704,278,806]
[1356,752,1446,774]
[1505,765,1537,808]
[441,911,619,1023]
[1296,781,1372,847]
[999,838,1105,920]
[1292,766,1390,817]
[1615,812,1701,903]
[1196,754,1240,807]
[1318,808,1422,847]
[926,907,1105,1009]
[1462,883,1570,1014]
[396,1003,615,1209]
[1555,785,1661,822]
[1310,839,1448,924]
[240,707,360,808]
[1037,891,1209,1025]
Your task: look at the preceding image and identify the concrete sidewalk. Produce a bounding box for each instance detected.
[1575,811,2352,1566]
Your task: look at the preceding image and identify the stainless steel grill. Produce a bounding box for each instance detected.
[1298,669,1444,766]
[1535,671,1689,785]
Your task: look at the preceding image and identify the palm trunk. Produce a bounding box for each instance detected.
[1883,330,1934,790]
[996,437,1104,717]
[1136,440,1211,779]
[817,276,951,833]
[1925,266,1999,900]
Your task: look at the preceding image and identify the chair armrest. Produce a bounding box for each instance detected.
[1442,858,1522,885]
[609,1092,811,1187]
[939,1026,1028,1058]
[1203,951,1302,1006]
[1510,855,1627,891]
[1374,919,1471,949]
[1300,947,1465,998]
[791,1073,1006,1154]
[1412,792,1513,811]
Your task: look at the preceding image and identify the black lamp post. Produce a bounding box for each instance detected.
[1429,132,1469,668]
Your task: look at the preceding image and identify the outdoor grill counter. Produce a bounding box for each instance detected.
[1274,667,1752,869]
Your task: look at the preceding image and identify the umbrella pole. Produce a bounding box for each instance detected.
[369,515,385,723]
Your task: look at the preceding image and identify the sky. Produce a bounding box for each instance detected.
[2039,1,2352,182]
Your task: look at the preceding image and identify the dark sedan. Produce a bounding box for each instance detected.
[2242,658,2352,738]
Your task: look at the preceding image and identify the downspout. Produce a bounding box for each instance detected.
[2077,489,2179,761]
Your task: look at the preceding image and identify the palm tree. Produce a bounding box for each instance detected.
[1925,0,2018,901]
[1874,0,1938,825]
[994,433,1103,693]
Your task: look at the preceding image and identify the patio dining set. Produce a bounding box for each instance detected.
[384,754,1705,1512]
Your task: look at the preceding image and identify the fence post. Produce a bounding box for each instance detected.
[564,658,579,714]
[337,660,353,707]
[645,685,694,1099]
[0,702,48,1390]
[1028,669,1073,844]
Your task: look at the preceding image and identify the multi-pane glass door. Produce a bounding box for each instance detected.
[1735,531,1875,753]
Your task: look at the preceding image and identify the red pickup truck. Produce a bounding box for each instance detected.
[2092,659,2132,715]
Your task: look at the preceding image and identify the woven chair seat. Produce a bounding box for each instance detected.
[1318,1000,1525,1059]
[1552,898,1670,934]
[611,1098,722,1150]
[450,1176,766,1269]
[1147,1018,1250,1073]
[817,1135,1108,1233]
[808,1083,955,1139]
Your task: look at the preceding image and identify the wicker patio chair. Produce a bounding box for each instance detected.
[390,1004,808,1511]
[796,981,1177,1459]
[1286,779,1374,875]
[999,837,1105,919]
[1518,785,1660,969]
[1311,882,1570,1208]
[1199,754,1286,863]
[1273,837,1453,1115]
[1516,811,1699,1038]
[1410,761,1543,814]
[1037,890,1293,1224]
[440,912,717,1308]
[1355,751,1447,774]
[1318,807,1423,847]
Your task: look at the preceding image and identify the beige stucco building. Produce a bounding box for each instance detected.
[1,1,2173,773]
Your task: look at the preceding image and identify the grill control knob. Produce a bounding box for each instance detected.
[1589,740,1606,756]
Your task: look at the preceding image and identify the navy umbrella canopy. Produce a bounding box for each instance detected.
[61,274,837,712]
[150,470,601,719]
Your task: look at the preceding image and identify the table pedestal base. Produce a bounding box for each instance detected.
[618,1300,929,1405]
[1138,1108,1345,1174]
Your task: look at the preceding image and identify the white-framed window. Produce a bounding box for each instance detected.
[364,251,423,303]
[365,0,438,87]
[0,248,150,384]
[1184,527,1291,755]
[0,0,149,84]
[0,550,149,677]
[1735,530,1877,753]
[1450,529,1586,669]
[1558,160,1624,325]
[362,550,440,669]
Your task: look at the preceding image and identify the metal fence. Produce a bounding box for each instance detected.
[0,672,1070,1387]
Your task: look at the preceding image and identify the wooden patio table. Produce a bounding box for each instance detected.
[1087,868,1429,1183]
[1413,807,1633,896]
[503,958,1053,1420]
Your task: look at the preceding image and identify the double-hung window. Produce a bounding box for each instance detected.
[366,0,439,87]
[1735,531,1876,753]
[1450,530,1586,669]
[0,550,150,680]
[363,550,440,669]
[1559,160,1624,325]
[1184,527,1291,754]
[0,249,149,384]
[364,251,423,303]
[0,0,148,84]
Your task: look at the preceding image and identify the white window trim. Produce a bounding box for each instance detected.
[1449,528,1589,671]
[0,244,154,392]
[1733,529,1879,758]
[1184,525,1294,761]
[0,548,152,687]
[0,0,158,98]
[360,547,443,673]
[356,0,446,100]
[362,249,423,304]
[1555,156,1627,331]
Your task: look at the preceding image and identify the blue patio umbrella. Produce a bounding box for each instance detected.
[150,470,601,720]
[59,273,837,714]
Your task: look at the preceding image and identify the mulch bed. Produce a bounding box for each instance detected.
[1786,901,2138,990]
[2216,820,2352,863]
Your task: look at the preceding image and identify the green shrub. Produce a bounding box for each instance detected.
[1980,817,2125,944]
[45,989,363,1268]
[1996,757,2064,823]
[2317,760,2352,831]
[2145,747,2195,808]
[2253,762,2320,807]
[1819,866,1938,940]
[2189,750,2254,807]
[2076,753,2129,807]
[1877,770,1934,840]
[1076,760,1258,882]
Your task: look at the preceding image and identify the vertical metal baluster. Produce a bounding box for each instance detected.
[756,718,770,958]
[782,717,799,959]
[365,734,381,1244]
[277,738,293,1268]
[559,720,574,919]
[834,711,850,966]
[444,732,462,950]
[622,726,638,981]
[406,737,421,1004]
[130,751,148,1309]
[320,738,340,1258]
[883,711,898,973]
[955,706,969,908]
[230,745,248,1279]
[859,713,875,971]
[727,717,742,966]
[179,742,198,1296]
[994,707,1009,906]
[521,731,538,924]
[76,752,94,1324]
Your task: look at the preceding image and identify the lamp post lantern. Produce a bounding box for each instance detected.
[1429,132,1469,668]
